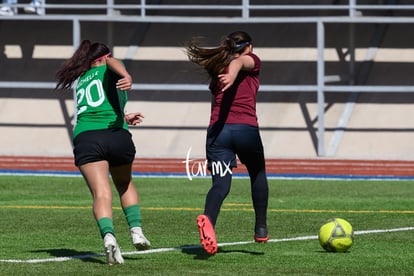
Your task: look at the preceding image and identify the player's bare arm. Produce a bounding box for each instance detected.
[124,112,145,125]
[218,55,255,91]
[106,57,133,91]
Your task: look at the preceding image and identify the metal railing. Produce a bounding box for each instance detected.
[4,0,414,17]
[2,1,414,156]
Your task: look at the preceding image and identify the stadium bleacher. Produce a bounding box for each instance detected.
[1,1,414,160]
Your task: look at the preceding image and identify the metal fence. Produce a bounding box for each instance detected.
[1,0,414,156]
[5,0,414,17]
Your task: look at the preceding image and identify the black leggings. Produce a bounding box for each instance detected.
[204,124,269,230]
[204,160,268,230]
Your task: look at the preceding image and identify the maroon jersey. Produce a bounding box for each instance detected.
[208,52,261,127]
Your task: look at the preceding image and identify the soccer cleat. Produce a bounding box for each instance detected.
[0,7,16,16]
[197,214,217,255]
[24,0,44,15]
[254,227,269,243]
[103,233,124,265]
[130,226,151,250]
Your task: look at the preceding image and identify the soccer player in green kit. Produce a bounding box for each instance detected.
[55,40,150,265]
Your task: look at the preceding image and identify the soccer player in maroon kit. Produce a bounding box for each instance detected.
[186,31,269,255]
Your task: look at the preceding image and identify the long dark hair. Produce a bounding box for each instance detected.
[185,31,252,79]
[55,40,111,90]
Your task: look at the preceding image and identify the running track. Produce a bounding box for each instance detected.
[1,156,414,180]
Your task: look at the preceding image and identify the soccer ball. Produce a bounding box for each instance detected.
[318,218,354,252]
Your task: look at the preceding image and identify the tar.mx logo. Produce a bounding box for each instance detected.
[182,147,232,180]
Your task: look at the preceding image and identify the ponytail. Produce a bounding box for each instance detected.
[55,40,111,90]
[186,31,252,79]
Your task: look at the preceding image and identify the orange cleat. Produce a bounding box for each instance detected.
[254,227,269,243]
[197,214,218,255]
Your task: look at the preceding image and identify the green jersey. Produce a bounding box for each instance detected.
[73,64,128,139]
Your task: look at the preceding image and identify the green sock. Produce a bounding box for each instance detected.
[123,204,142,228]
[97,217,115,239]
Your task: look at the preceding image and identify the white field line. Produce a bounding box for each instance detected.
[1,227,413,264]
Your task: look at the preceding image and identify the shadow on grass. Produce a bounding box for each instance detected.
[316,250,351,254]
[31,248,105,264]
[181,245,264,260]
